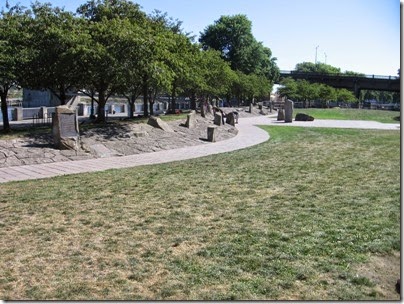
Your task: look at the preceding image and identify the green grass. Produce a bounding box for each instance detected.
[0,126,400,300]
[294,108,400,123]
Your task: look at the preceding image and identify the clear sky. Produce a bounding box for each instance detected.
[6,0,401,76]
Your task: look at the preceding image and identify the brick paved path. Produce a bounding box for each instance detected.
[0,115,399,183]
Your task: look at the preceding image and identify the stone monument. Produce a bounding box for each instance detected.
[52,105,80,150]
[147,116,174,132]
[277,108,285,121]
[185,110,196,128]
[207,126,217,142]
[225,112,235,126]
[214,112,223,126]
[284,99,294,123]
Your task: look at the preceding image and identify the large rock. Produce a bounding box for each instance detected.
[225,112,236,126]
[214,112,223,126]
[284,99,294,123]
[295,113,315,121]
[277,109,285,121]
[147,116,174,132]
[185,111,196,128]
[207,126,217,142]
[52,105,80,150]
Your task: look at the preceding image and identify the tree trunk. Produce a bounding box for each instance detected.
[96,90,107,123]
[171,85,176,114]
[59,86,67,105]
[0,91,10,133]
[142,80,149,117]
[190,92,196,110]
[128,95,136,118]
[149,95,154,116]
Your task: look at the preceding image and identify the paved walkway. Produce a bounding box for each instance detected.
[0,116,399,183]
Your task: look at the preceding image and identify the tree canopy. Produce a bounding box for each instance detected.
[199,14,279,96]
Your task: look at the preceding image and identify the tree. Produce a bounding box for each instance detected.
[199,14,278,81]
[336,88,357,103]
[24,2,87,105]
[277,77,298,100]
[77,0,147,122]
[0,4,29,132]
[200,15,254,73]
[317,84,336,108]
[295,62,341,74]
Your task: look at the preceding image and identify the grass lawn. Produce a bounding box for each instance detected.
[293,108,400,124]
[0,126,400,300]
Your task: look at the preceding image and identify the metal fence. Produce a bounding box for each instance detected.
[32,113,53,128]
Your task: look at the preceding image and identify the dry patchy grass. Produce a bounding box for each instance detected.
[0,126,400,300]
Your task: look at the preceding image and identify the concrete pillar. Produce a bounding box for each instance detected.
[12,107,23,121]
[39,107,48,119]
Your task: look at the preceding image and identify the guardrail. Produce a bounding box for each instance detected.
[279,70,400,80]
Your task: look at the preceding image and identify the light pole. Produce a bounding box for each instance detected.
[315,45,319,64]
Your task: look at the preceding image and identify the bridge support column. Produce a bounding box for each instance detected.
[354,82,361,99]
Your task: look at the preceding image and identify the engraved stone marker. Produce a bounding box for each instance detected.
[52,105,80,150]
[277,108,285,121]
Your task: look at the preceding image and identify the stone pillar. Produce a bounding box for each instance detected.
[207,126,217,142]
[39,106,48,119]
[225,112,235,126]
[121,104,127,114]
[52,105,80,150]
[77,103,87,116]
[207,103,213,114]
[214,112,222,126]
[185,111,196,128]
[284,99,294,123]
[201,102,206,118]
[277,108,285,121]
[12,107,23,121]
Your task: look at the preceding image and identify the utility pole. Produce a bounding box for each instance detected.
[324,52,327,64]
[315,45,319,64]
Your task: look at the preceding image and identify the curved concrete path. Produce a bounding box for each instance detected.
[0,115,399,183]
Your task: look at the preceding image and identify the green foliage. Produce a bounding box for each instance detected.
[1,1,278,121]
[278,77,357,104]
[199,14,278,101]
[0,4,31,132]
[295,62,341,74]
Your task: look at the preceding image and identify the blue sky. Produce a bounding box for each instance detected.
[6,0,401,76]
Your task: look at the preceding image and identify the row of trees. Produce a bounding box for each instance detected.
[278,62,400,107]
[278,62,357,108]
[278,78,357,108]
[0,0,279,132]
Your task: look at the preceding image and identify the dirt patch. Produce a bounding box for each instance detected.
[353,251,400,300]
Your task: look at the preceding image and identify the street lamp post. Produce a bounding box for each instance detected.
[315,45,319,64]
